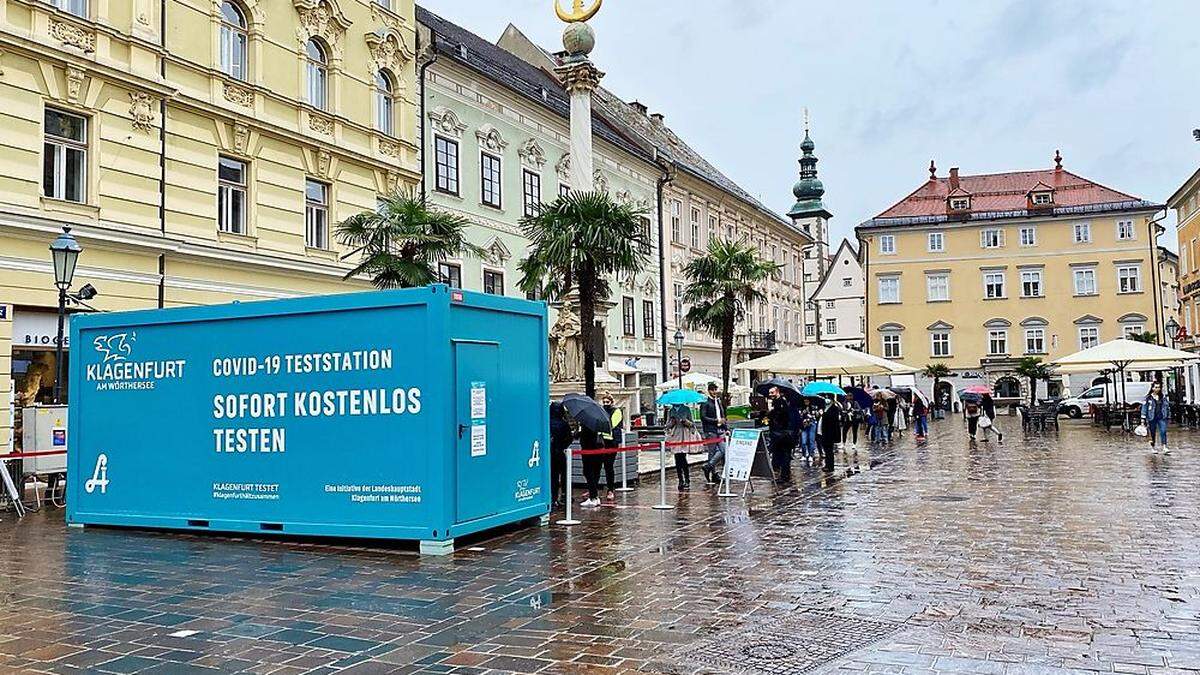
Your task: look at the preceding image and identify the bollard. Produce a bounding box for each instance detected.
[556,446,581,526]
[652,440,675,510]
[616,447,634,492]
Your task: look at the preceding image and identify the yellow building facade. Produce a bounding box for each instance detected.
[858,160,1164,401]
[1169,167,1200,401]
[0,0,421,451]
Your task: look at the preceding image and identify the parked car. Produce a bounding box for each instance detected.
[1058,381,1152,418]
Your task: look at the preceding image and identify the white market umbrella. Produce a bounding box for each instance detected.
[831,346,919,375]
[735,343,889,376]
[1054,338,1197,409]
[655,372,751,395]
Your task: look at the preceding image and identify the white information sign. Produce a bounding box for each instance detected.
[470,381,486,419]
[470,421,487,457]
[724,428,760,482]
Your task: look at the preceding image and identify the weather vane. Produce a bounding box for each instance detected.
[555,0,602,23]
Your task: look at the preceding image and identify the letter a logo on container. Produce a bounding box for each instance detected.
[85,454,109,494]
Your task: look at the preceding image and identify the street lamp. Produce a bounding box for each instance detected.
[1166,316,1182,402]
[49,226,82,404]
[673,328,685,390]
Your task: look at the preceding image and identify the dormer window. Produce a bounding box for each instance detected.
[949,196,971,211]
[1031,191,1053,205]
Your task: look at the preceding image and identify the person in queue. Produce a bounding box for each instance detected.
[700,383,727,484]
[666,402,696,490]
[796,399,817,465]
[578,421,604,508]
[817,394,841,472]
[766,387,796,483]
[1141,380,1170,454]
[599,392,624,502]
[549,402,573,508]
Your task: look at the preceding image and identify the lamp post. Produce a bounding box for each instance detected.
[673,329,685,390]
[49,226,82,404]
[1166,316,1182,402]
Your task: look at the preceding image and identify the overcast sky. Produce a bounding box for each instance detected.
[419,1,1199,250]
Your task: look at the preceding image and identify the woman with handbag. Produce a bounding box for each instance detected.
[979,393,1003,443]
[1141,381,1170,454]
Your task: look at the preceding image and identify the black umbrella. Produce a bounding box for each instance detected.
[561,393,612,434]
[754,377,804,406]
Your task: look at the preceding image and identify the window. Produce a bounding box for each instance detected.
[805,323,816,338]
[879,235,895,255]
[670,200,681,243]
[522,169,541,218]
[304,179,328,249]
[708,215,718,243]
[825,318,837,335]
[879,276,900,303]
[219,2,248,80]
[50,0,87,17]
[690,207,701,247]
[672,283,685,329]
[1020,269,1043,297]
[931,332,951,357]
[726,223,734,241]
[43,108,87,203]
[622,297,636,336]
[558,182,571,198]
[1117,219,1135,240]
[983,271,1005,299]
[927,232,944,252]
[217,156,247,234]
[980,228,1004,248]
[375,71,395,136]
[1117,265,1141,293]
[305,39,328,109]
[373,0,391,8]
[882,334,902,358]
[1079,326,1100,349]
[1073,267,1097,295]
[842,277,851,287]
[483,270,504,295]
[1025,328,1046,354]
[926,274,949,302]
[480,153,502,208]
[1019,226,1036,247]
[825,300,835,310]
[987,329,1008,356]
[637,217,652,254]
[643,300,655,338]
[433,136,459,195]
[1122,324,1145,338]
[1073,222,1092,243]
[1031,191,1052,205]
[438,262,461,288]
[949,196,970,210]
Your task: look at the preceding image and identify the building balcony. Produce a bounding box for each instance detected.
[737,330,777,353]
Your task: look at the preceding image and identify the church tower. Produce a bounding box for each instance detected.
[787,116,833,343]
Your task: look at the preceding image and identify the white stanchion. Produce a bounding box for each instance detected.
[652,440,674,510]
[717,455,735,498]
[616,448,634,492]
[556,445,580,526]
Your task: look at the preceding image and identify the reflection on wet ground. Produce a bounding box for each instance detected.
[3,418,1200,673]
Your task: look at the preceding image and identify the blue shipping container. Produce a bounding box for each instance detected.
[66,285,550,554]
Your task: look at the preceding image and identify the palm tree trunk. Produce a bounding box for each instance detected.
[932,377,940,410]
[720,294,735,407]
[1029,378,1036,407]
[579,265,597,398]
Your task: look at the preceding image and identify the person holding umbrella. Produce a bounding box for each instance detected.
[817,395,841,472]
[665,402,697,489]
[765,387,796,483]
[911,390,929,440]
[561,393,613,508]
[548,402,573,508]
[980,392,1004,443]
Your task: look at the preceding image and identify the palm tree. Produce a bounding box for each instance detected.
[518,191,650,397]
[681,239,781,402]
[1015,356,1052,406]
[335,193,483,289]
[1128,331,1158,344]
[923,363,951,410]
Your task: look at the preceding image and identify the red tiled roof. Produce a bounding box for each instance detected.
[874,168,1144,219]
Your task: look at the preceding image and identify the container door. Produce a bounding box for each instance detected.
[454,340,500,523]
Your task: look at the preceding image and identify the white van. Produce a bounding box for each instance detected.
[1058,381,1152,418]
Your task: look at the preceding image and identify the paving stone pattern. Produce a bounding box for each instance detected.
[3,418,1200,674]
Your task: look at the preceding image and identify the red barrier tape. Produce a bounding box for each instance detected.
[2,450,68,459]
[571,435,726,457]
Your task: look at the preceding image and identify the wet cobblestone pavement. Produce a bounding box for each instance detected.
[4,418,1200,674]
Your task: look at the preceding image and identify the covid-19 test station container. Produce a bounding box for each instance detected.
[66,285,550,555]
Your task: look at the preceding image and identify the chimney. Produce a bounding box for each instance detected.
[630,100,648,115]
[650,112,665,126]
[949,167,960,190]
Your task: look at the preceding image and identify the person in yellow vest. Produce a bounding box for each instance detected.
[599,393,624,503]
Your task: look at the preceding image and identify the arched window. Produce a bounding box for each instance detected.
[219,2,248,80]
[375,70,395,136]
[306,39,328,110]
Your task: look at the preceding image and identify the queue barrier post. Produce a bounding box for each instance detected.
[555,445,580,526]
[652,440,674,510]
[616,447,634,492]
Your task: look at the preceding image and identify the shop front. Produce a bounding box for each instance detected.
[8,309,70,453]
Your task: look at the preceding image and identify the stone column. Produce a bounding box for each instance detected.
[554,22,603,192]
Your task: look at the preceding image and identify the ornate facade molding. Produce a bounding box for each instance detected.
[128,92,156,132]
[223,82,254,107]
[308,112,334,135]
[379,139,402,159]
[64,65,86,104]
[232,122,250,154]
[475,124,508,153]
[554,60,603,94]
[555,153,571,182]
[292,0,352,51]
[50,19,96,53]
[592,168,608,193]
[364,28,413,75]
[427,106,466,139]
[316,149,332,178]
[518,138,546,169]
[483,236,512,265]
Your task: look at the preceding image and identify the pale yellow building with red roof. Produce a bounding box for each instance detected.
[857,153,1165,403]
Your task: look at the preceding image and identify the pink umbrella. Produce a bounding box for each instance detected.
[963,385,992,395]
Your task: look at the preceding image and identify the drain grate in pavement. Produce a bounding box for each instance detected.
[922,495,969,502]
[678,610,901,674]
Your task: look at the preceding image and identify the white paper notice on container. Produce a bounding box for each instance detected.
[470,381,486,419]
[470,421,487,457]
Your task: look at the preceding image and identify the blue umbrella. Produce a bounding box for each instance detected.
[657,389,707,406]
[802,381,846,397]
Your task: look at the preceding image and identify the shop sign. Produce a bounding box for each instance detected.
[15,312,69,348]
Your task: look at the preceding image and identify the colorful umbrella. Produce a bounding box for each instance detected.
[802,381,846,397]
[656,388,707,406]
[963,385,992,395]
